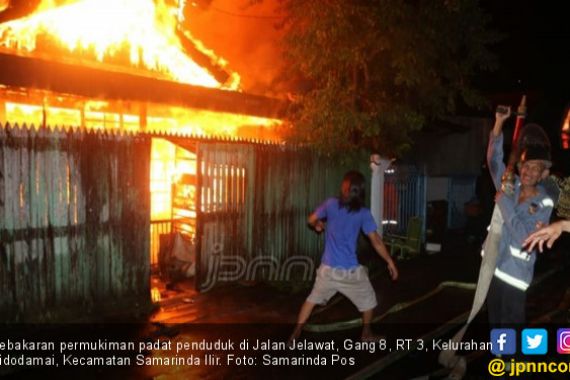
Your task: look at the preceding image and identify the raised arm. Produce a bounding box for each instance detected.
[492,106,512,137]
[487,107,512,190]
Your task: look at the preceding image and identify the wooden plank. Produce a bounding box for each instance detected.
[0,125,152,320]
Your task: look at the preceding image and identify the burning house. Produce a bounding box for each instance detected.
[0,0,360,322]
[0,0,285,223]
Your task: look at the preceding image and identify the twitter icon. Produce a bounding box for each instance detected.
[522,329,548,355]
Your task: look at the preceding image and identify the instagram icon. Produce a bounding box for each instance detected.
[557,329,570,354]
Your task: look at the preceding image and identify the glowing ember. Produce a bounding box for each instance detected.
[0,0,238,89]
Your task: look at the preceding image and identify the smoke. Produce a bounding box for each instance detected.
[181,0,288,97]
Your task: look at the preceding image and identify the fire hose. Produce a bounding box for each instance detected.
[301,239,561,379]
[307,96,562,380]
[304,280,476,333]
[437,96,531,380]
[340,265,570,380]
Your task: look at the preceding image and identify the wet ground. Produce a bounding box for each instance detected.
[151,232,485,325]
[4,232,570,379]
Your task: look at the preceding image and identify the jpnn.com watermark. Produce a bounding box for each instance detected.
[200,242,373,291]
[200,242,316,291]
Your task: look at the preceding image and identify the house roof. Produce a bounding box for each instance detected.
[0,52,288,119]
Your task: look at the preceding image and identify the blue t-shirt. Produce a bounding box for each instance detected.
[314,197,377,269]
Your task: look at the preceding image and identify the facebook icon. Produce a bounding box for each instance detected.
[491,329,517,355]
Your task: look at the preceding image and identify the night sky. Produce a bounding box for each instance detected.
[480,0,568,96]
[479,0,570,174]
[185,1,570,170]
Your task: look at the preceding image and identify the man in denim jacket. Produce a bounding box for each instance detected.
[486,107,554,325]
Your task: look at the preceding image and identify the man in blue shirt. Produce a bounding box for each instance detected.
[486,107,554,325]
[290,171,398,342]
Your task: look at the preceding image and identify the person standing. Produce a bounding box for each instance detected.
[289,170,398,342]
[486,107,554,325]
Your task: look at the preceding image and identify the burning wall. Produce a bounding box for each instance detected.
[0,0,286,224]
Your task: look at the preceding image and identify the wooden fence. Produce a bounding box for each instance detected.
[0,123,150,322]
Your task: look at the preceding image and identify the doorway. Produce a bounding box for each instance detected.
[149,137,198,302]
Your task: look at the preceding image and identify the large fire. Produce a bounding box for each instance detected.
[0,0,239,89]
[0,0,283,266]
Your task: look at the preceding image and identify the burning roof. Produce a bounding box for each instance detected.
[0,0,239,89]
[0,0,287,137]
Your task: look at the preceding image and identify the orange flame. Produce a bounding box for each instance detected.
[151,287,161,303]
[562,108,570,150]
[0,0,284,253]
[0,0,239,89]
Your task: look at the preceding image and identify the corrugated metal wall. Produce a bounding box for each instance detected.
[195,142,368,291]
[0,123,151,322]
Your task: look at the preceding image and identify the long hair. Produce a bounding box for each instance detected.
[338,170,366,212]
